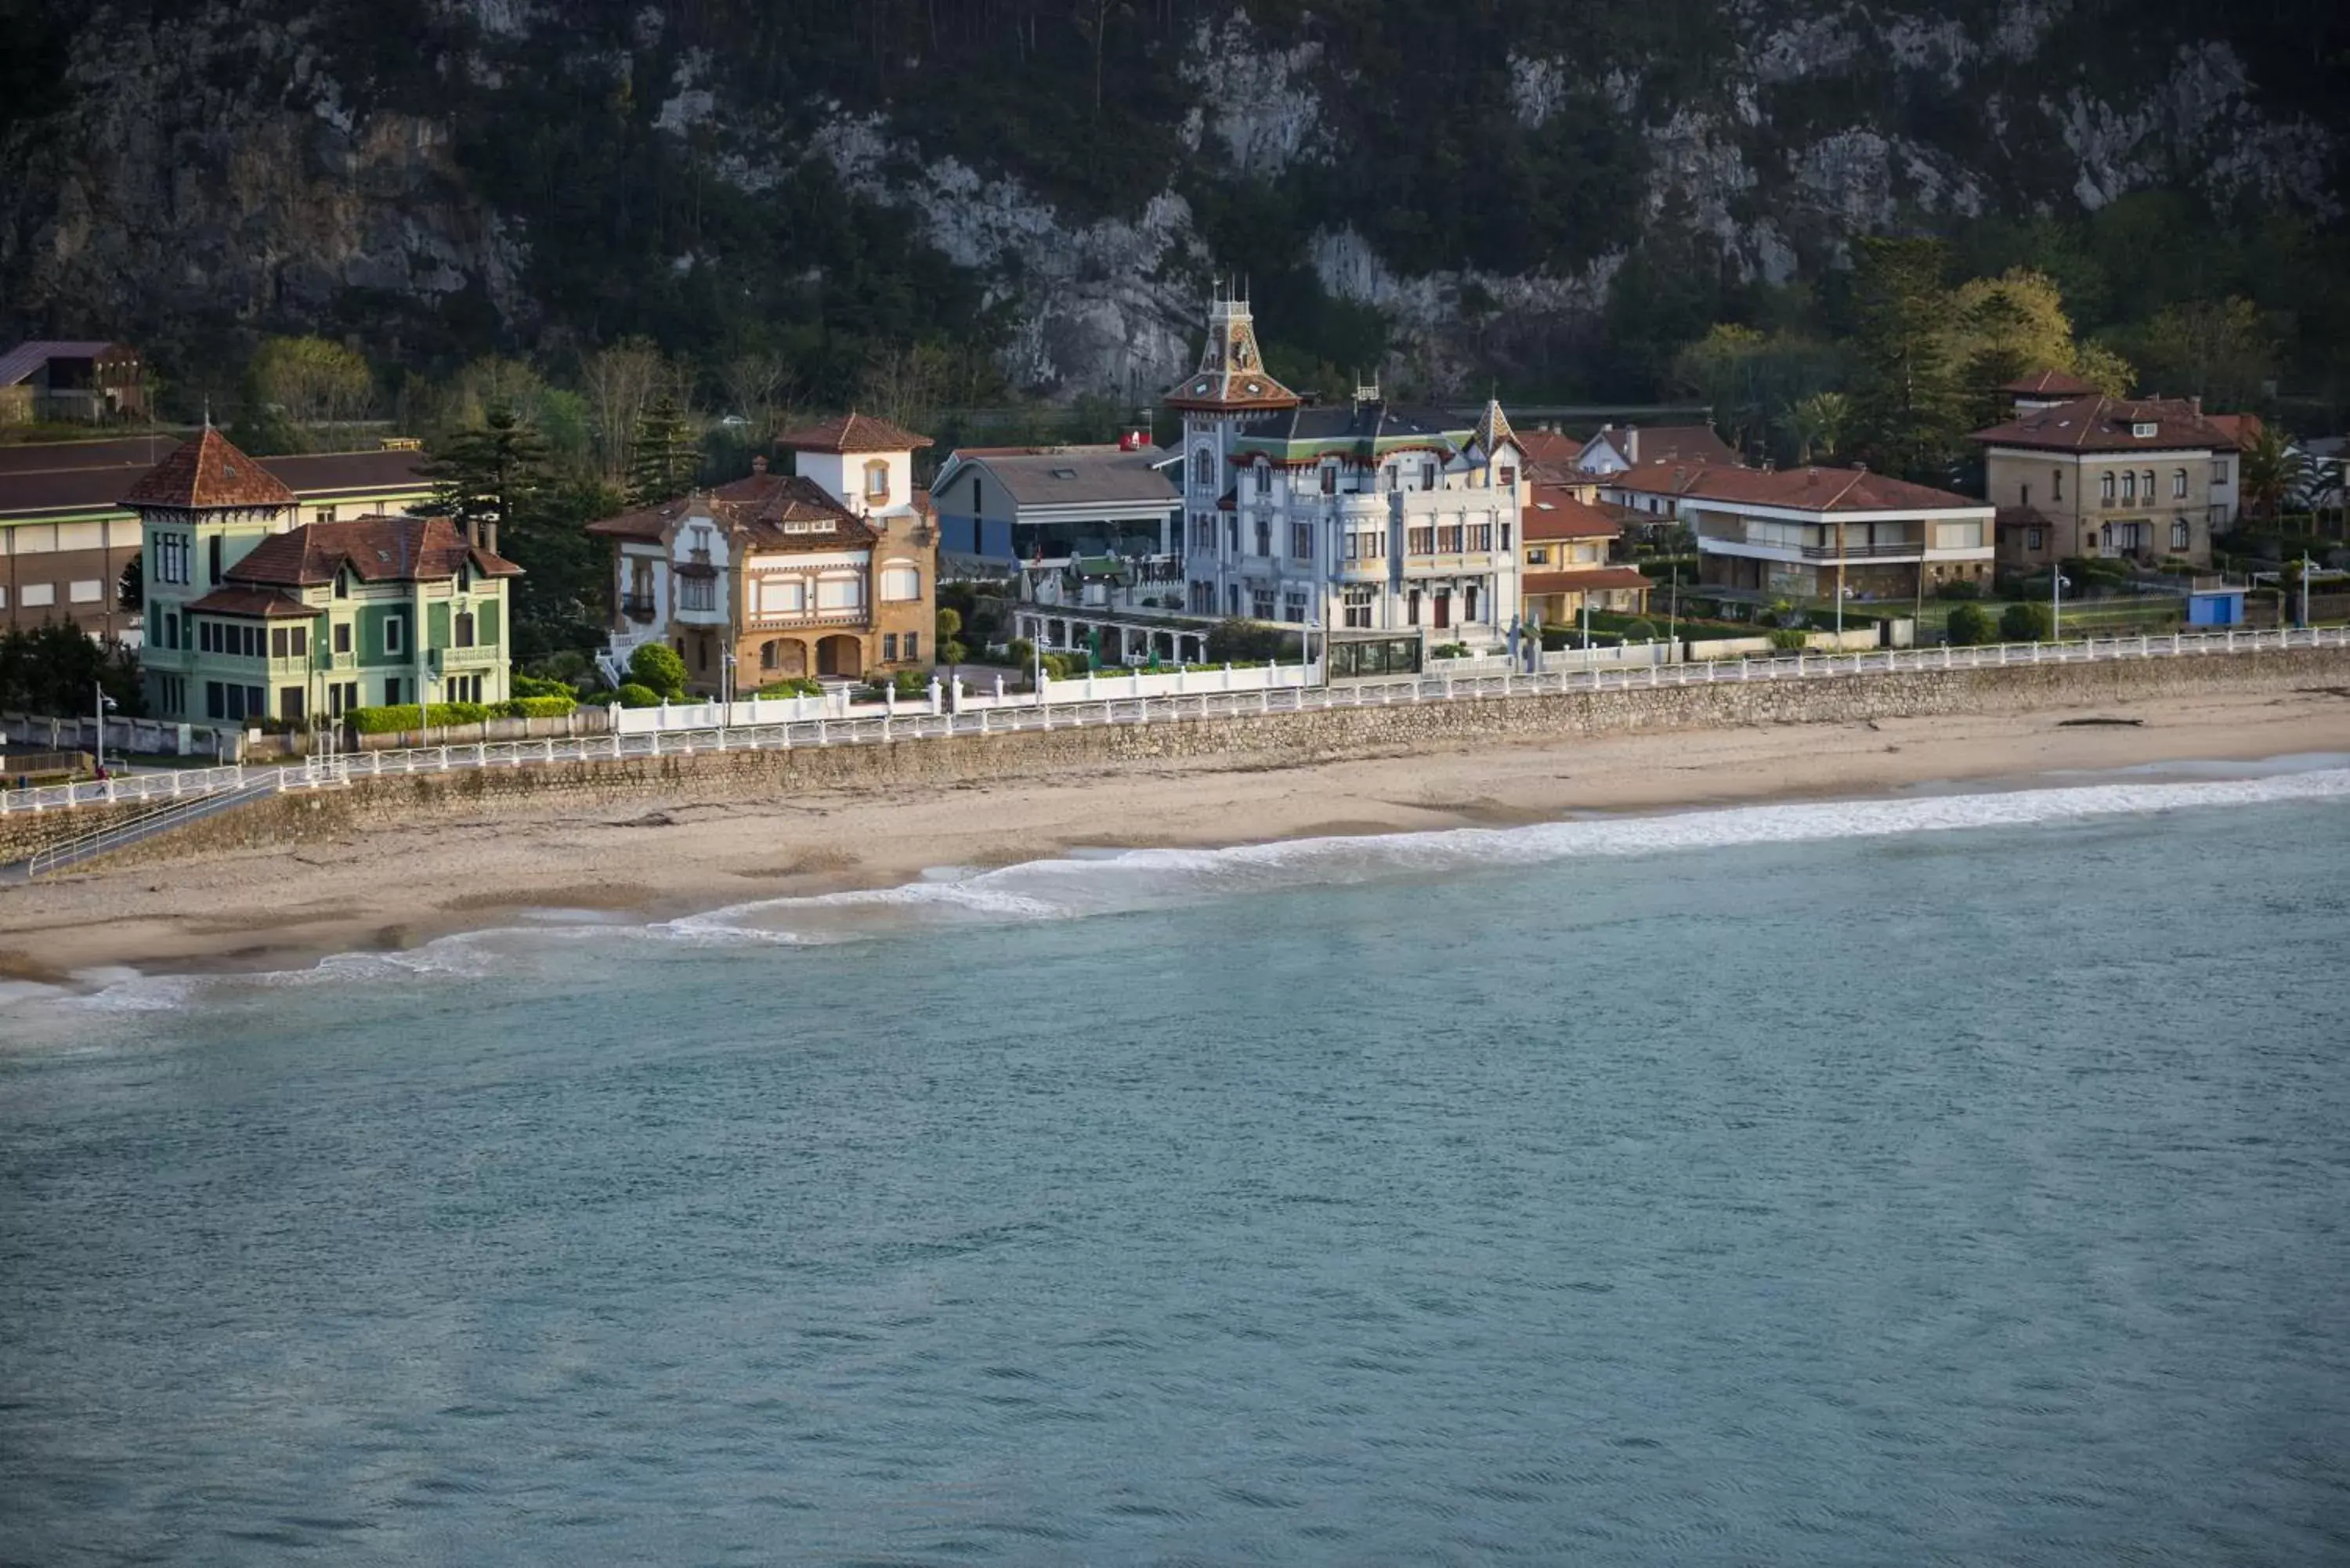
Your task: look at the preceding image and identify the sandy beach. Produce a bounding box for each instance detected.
[3,685,2346,985]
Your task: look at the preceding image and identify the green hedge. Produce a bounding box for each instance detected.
[500,695,577,719]
[346,694,573,732]
[755,677,822,698]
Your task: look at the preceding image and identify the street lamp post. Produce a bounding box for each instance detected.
[93,682,116,775]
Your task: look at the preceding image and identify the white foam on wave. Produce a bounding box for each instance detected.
[5,761,2344,1030]
[674,764,2350,944]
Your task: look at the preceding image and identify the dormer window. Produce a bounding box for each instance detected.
[334,568,349,599]
[864,460,890,502]
[2131,421,2158,438]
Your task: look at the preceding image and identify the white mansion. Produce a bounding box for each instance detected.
[1169,295,1528,641]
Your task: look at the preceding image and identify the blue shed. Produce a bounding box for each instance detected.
[2186,587,2247,627]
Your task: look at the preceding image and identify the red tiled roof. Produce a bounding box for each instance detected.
[181,586,316,618]
[1585,424,1740,471]
[2202,412,2262,450]
[1515,428,1580,466]
[1524,486,1625,540]
[1523,567,1653,595]
[584,474,877,552]
[226,515,521,587]
[1970,396,2238,453]
[1607,463,1983,513]
[779,411,933,453]
[121,428,296,509]
[1997,368,2100,398]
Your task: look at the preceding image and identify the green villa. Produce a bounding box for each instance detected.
[130,428,520,728]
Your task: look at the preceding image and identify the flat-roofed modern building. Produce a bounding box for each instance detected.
[0,433,433,642]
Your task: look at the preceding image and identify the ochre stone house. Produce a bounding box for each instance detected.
[588,414,937,692]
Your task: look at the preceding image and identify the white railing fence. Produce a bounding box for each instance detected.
[5,627,2344,826]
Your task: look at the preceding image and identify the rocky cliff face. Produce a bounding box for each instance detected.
[2,1,2338,399]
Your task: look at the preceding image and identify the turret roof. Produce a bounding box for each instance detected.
[120,427,296,509]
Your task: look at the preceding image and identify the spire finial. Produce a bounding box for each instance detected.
[203,396,212,430]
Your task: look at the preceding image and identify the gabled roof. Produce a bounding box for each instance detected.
[1998,368,2100,398]
[1524,485,1628,540]
[951,448,1178,508]
[2202,412,2263,450]
[1609,464,1984,514]
[778,411,933,453]
[1970,396,2240,453]
[1580,423,1741,471]
[226,515,521,587]
[1472,397,1517,455]
[1523,567,1653,596]
[181,586,317,619]
[586,472,878,552]
[0,341,136,386]
[121,428,297,509]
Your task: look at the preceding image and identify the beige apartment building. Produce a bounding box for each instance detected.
[1972,396,2243,571]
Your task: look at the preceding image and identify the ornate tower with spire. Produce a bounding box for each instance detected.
[1163,288,1302,603]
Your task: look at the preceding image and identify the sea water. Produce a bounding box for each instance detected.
[3,767,2349,1564]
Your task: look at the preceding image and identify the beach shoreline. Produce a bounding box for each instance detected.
[3,685,2346,988]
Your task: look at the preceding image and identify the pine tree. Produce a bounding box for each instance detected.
[1848,237,1965,486]
[421,403,551,542]
[626,396,699,508]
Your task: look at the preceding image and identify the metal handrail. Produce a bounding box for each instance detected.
[3,627,2343,822]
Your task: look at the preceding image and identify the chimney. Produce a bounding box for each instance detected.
[1625,426,1640,464]
[2189,396,2202,415]
[751,453,768,475]
[482,516,497,555]
[463,514,480,547]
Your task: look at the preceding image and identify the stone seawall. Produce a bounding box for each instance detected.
[20,647,2350,873]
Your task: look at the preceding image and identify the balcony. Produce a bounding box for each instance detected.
[433,643,502,671]
[621,594,656,623]
[747,605,869,630]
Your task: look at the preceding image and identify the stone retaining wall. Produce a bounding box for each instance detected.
[21,646,2350,874]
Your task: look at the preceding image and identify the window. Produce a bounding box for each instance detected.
[761,578,806,616]
[1192,448,1214,490]
[157,674,184,715]
[334,622,350,655]
[883,633,898,661]
[271,626,291,659]
[1283,592,1308,623]
[1253,518,1271,556]
[1500,522,1510,549]
[2172,469,2188,499]
[815,576,862,609]
[205,681,224,719]
[1527,545,1551,565]
[1421,461,1436,490]
[1254,465,1271,496]
[385,615,403,655]
[1466,524,1491,551]
[2100,471,2117,504]
[281,688,305,723]
[20,583,53,607]
[1343,587,1373,628]
[905,631,919,660]
[1225,516,1238,552]
[1319,466,1336,496]
[2212,459,2229,483]
[1407,526,1434,555]
[1290,522,1313,560]
[698,640,709,672]
[2142,471,2155,504]
[2131,421,2158,438]
[334,569,349,599]
[313,506,336,525]
[2019,482,2030,508]
[454,611,475,648]
[2026,526,2045,551]
[2172,520,2191,551]
[208,535,222,585]
[1499,466,1517,489]
[2120,471,2135,504]
[864,461,890,502]
[157,532,189,584]
[2052,468,2063,502]
[880,563,920,602]
[1251,588,1275,620]
[164,611,178,648]
[679,575,714,612]
[385,677,403,706]
[1437,524,1462,553]
[1227,583,1240,616]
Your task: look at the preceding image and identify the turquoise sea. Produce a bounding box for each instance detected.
[4,761,2350,1565]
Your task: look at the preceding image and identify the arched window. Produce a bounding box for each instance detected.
[2142,470,2155,504]
[880,562,921,602]
[2172,468,2188,499]
[1192,447,1214,488]
[2100,471,2116,504]
[864,460,890,502]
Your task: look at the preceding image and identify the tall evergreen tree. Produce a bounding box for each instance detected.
[625,397,700,508]
[1848,237,1965,485]
[421,404,609,659]
[421,403,551,540]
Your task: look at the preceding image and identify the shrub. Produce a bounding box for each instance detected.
[1935,580,1981,601]
[755,677,822,698]
[1767,627,1810,650]
[1946,603,1995,645]
[935,607,962,645]
[863,669,931,699]
[511,671,573,699]
[941,638,968,666]
[497,695,577,719]
[1430,641,1473,658]
[2000,601,2053,642]
[1620,619,1658,641]
[628,642,687,699]
[612,681,663,709]
[1007,638,1035,672]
